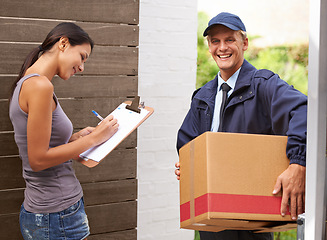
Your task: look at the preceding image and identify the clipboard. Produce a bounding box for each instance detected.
[78,97,154,168]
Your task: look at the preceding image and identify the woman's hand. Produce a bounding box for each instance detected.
[69,127,95,142]
[90,115,119,146]
[72,117,118,161]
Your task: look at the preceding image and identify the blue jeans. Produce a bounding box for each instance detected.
[20,197,90,240]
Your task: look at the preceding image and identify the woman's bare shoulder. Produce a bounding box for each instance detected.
[22,75,53,94]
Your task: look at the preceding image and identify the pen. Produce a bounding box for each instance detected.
[92,110,104,121]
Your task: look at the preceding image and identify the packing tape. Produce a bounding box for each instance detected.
[190,140,195,224]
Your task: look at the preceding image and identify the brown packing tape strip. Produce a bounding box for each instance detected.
[190,140,195,224]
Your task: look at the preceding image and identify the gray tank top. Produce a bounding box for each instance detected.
[9,74,83,213]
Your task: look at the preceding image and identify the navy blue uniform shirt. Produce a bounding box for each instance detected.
[177,60,307,166]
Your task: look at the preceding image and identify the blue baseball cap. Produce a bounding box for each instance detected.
[203,12,246,37]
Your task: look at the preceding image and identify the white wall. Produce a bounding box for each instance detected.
[138,0,197,239]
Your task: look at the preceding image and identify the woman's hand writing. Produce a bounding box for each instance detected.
[90,115,119,146]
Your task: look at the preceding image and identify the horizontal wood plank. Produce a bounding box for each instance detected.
[0,43,138,75]
[0,100,11,131]
[0,156,25,190]
[0,188,23,215]
[0,213,22,239]
[0,75,13,100]
[86,45,138,75]
[0,18,139,46]
[53,76,138,98]
[74,148,137,183]
[83,22,139,47]
[86,201,137,234]
[0,132,18,156]
[88,229,136,240]
[82,179,137,206]
[0,0,139,24]
[0,75,137,100]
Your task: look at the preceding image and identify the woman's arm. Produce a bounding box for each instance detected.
[22,76,118,171]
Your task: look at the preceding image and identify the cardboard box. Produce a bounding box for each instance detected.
[179,132,296,232]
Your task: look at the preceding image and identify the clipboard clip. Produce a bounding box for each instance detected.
[126,96,142,113]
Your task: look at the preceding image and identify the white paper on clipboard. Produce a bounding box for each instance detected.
[80,103,150,162]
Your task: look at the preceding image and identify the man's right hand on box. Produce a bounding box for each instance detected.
[272,163,306,221]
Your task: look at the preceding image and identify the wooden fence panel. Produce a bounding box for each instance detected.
[0,213,21,239]
[0,0,139,238]
[83,179,137,205]
[86,201,137,234]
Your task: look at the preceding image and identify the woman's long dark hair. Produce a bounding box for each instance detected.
[10,22,94,99]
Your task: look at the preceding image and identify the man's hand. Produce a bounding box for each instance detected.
[273,164,306,220]
[175,162,180,180]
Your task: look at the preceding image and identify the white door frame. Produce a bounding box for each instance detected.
[305,0,327,239]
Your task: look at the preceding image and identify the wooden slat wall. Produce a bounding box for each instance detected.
[0,1,139,239]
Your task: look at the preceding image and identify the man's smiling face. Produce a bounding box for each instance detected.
[207,25,248,80]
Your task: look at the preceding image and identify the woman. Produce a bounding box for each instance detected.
[9,22,118,240]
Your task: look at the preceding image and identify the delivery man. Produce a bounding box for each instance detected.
[175,12,307,240]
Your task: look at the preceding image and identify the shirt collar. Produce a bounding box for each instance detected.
[217,67,241,92]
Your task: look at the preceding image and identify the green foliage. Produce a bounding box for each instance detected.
[197,44,219,89]
[196,12,219,89]
[245,44,309,95]
[274,230,297,240]
[194,229,297,240]
[196,12,308,95]
[194,12,307,240]
[194,230,200,240]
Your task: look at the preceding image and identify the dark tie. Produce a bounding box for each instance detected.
[218,83,231,132]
